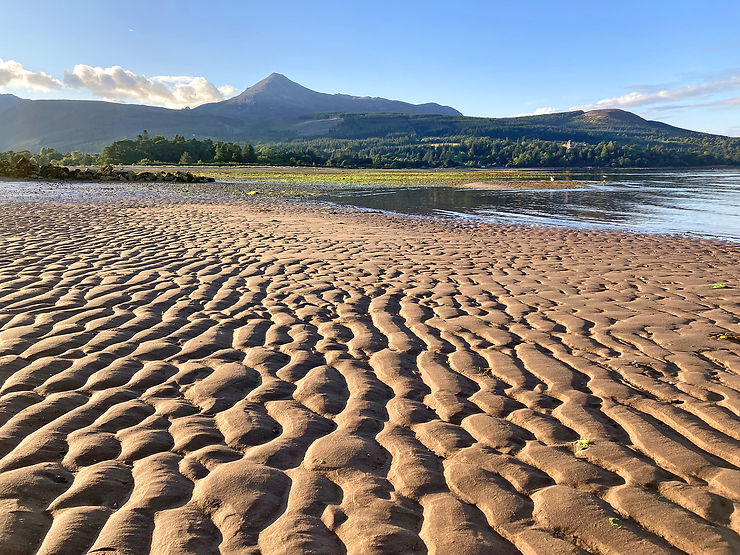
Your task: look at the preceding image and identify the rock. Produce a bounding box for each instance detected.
[0,161,215,183]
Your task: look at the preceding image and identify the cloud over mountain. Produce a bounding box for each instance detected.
[0,58,236,108]
[0,58,62,91]
[515,106,559,116]
[63,65,237,108]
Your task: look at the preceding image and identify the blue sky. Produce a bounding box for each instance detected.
[1,0,739,135]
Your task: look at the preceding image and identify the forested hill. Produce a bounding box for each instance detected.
[253,109,740,166]
[297,109,721,147]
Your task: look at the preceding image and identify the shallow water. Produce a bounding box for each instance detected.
[315,169,740,241]
[1,168,739,241]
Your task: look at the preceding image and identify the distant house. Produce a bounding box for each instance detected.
[562,140,587,150]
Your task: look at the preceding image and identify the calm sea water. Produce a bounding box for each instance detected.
[316,169,740,242]
[1,169,738,241]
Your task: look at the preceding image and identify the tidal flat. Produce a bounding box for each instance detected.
[0,188,737,553]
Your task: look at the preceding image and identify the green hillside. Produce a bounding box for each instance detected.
[298,109,718,146]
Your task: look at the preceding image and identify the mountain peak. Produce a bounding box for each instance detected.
[196,73,462,118]
[583,109,647,124]
[239,72,311,97]
[251,72,299,89]
[263,72,293,83]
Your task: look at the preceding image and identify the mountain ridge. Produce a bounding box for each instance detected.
[0,93,25,113]
[195,73,462,118]
[0,75,735,153]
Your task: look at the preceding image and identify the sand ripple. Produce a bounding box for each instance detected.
[0,199,738,554]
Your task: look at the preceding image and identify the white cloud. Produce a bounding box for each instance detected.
[0,59,238,108]
[218,84,239,98]
[63,65,237,108]
[515,106,560,116]
[0,58,62,91]
[572,75,740,111]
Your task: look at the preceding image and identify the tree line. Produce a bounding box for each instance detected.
[3,131,739,170]
[96,132,740,168]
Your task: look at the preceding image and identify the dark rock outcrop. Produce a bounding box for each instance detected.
[0,158,215,183]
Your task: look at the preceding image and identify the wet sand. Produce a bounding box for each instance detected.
[0,197,738,554]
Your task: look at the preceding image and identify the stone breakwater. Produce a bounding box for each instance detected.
[0,157,214,183]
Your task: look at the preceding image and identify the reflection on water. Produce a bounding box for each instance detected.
[317,169,740,241]
[1,169,738,241]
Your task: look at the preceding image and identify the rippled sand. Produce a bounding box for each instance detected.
[0,197,738,554]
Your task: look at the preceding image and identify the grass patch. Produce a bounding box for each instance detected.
[709,332,740,343]
[184,166,588,188]
[574,438,592,453]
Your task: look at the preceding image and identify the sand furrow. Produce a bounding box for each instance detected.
[0,198,737,553]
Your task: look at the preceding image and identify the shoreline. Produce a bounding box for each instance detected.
[0,195,738,552]
[2,179,738,244]
[116,163,740,172]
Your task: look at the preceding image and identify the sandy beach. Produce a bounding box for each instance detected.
[0,196,738,554]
